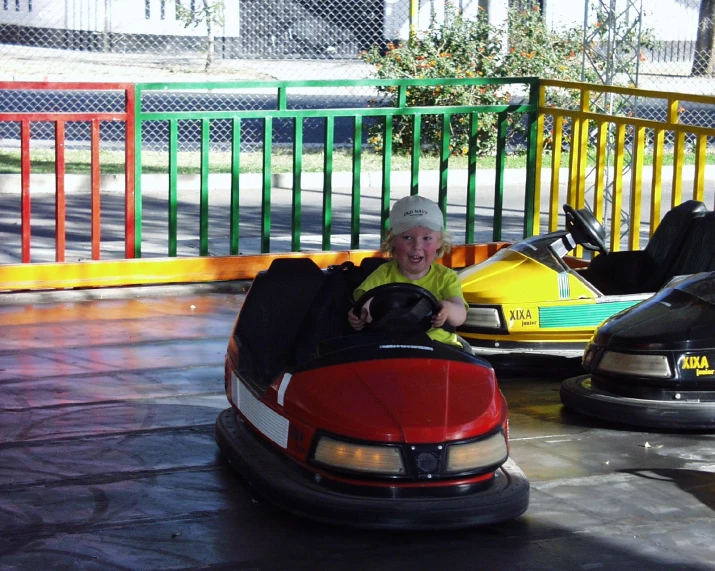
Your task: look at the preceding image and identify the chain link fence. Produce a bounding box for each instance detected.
[0,0,713,156]
[0,0,390,157]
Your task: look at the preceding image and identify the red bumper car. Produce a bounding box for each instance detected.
[216,258,529,530]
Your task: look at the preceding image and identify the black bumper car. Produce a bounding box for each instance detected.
[561,271,715,429]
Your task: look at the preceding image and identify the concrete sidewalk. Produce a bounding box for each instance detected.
[0,44,374,83]
[0,167,538,264]
[2,44,713,95]
[1,165,713,265]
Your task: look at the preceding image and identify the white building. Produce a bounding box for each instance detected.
[541,0,699,43]
[0,0,236,37]
[0,0,700,56]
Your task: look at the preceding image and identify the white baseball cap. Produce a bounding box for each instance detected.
[389,195,444,235]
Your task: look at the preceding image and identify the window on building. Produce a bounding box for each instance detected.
[145,0,150,19]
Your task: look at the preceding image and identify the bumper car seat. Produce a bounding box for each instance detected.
[586,200,708,295]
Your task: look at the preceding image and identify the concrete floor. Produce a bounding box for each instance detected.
[1,287,715,570]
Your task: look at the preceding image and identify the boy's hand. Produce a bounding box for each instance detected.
[431,297,467,328]
[431,303,449,328]
[348,307,369,331]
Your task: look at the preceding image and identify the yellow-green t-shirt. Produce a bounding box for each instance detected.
[353,260,468,347]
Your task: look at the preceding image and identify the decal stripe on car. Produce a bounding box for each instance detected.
[558,273,570,300]
[277,373,292,406]
[539,301,639,328]
[231,371,289,448]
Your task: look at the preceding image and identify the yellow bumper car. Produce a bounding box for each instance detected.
[457,201,710,359]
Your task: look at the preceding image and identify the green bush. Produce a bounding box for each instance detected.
[359,3,599,157]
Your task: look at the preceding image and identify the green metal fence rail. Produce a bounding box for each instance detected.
[134,78,540,259]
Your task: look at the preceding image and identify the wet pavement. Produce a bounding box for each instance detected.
[2,287,715,570]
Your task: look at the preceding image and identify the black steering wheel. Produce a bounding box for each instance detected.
[354,283,440,333]
[563,204,607,255]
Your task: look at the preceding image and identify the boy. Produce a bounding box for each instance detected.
[348,195,468,347]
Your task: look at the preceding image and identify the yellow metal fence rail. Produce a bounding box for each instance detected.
[535,80,715,252]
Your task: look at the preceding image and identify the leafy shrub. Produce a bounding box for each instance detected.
[360,2,602,156]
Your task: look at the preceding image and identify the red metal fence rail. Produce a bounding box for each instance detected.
[0,81,136,263]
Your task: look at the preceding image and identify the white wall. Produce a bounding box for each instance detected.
[542,0,699,41]
[0,0,240,36]
[0,0,700,42]
[641,0,698,40]
[384,0,508,39]
[0,0,65,28]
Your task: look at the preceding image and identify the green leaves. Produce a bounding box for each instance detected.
[360,2,643,156]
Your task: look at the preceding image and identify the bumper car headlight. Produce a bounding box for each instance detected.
[445,432,508,474]
[464,307,502,329]
[597,350,672,378]
[313,436,406,475]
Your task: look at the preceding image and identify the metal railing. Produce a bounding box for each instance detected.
[1,77,714,291]
[0,77,538,290]
[536,79,715,252]
[0,81,136,263]
[134,77,540,258]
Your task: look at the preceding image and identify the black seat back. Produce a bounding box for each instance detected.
[661,211,715,282]
[234,258,325,386]
[641,199,708,290]
[586,200,708,295]
[293,257,388,363]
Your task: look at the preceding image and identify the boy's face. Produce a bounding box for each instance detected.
[393,226,442,280]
